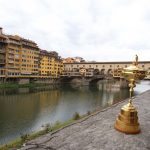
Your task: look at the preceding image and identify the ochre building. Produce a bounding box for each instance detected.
[39,50,63,78]
[0,27,63,83]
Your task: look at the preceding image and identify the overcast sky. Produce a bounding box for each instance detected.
[0,0,150,61]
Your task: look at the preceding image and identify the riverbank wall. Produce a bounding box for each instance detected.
[0,78,61,88]
[0,78,129,89]
[20,89,150,150]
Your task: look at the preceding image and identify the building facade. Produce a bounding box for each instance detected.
[21,38,39,76]
[0,27,63,83]
[0,28,40,81]
[0,27,7,78]
[6,35,22,78]
[39,50,63,78]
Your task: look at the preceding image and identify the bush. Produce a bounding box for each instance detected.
[73,112,80,120]
[44,123,52,133]
[87,111,91,115]
[20,134,29,142]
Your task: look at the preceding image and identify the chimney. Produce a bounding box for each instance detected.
[0,27,3,35]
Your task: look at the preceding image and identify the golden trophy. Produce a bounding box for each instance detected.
[114,55,147,134]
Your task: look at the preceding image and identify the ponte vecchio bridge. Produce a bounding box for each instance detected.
[61,61,150,84]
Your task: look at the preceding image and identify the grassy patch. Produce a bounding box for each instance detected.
[72,112,80,120]
[0,83,48,89]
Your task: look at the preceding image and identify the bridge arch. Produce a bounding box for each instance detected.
[107,69,113,75]
[93,69,99,75]
[79,68,86,76]
[101,69,105,75]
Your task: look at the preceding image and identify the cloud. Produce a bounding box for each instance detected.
[0,0,150,61]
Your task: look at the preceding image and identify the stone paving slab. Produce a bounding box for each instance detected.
[20,90,150,150]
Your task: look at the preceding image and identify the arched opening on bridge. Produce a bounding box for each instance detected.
[79,68,86,76]
[107,69,112,75]
[93,69,99,75]
[101,69,105,75]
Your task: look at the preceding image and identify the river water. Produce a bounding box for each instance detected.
[0,80,150,144]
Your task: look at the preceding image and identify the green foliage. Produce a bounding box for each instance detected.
[0,83,48,89]
[73,112,80,120]
[20,133,29,142]
[55,121,61,126]
[87,111,91,115]
[44,123,52,133]
[0,138,22,150]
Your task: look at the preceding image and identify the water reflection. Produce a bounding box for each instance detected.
[0,80,149,144]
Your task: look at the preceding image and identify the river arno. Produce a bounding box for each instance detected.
[0,80,150,144]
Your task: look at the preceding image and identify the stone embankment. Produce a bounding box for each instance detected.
[20,90,150,150]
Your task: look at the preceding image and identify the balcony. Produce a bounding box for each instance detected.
[8,55,14,59]
[8,60,14,64]
[8,50,14,54]
[8,40,21,45]
[7,66,15,69]
[0,39,7,43]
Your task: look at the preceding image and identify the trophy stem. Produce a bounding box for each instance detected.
[129,98,132,104]
[129,86,133,99]
[128,79,135,104]
[129,85,133,104]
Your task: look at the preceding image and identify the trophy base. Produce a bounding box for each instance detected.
[114,102,140,134]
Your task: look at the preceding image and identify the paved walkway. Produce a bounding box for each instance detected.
[20,90,150,150]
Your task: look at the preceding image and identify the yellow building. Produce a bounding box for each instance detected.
[0,28,7,80]
[0,27,40,82]
[21,38,39,76]
[0,27,64,82]
[39,50,63,78]
[6,35,22,78]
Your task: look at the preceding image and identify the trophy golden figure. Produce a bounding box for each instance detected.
[114,55,147,134]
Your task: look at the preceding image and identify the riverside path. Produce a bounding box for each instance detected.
[20,90,150,150]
